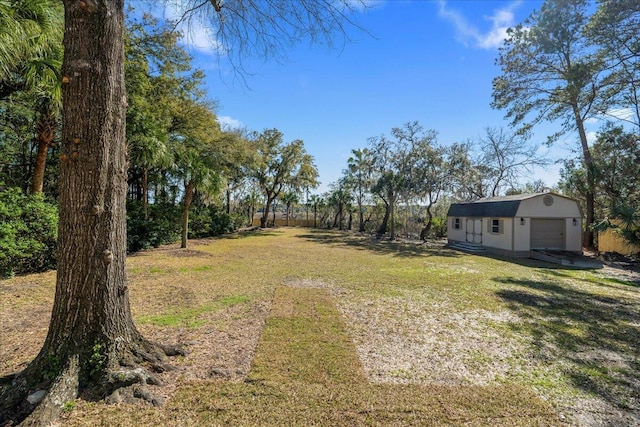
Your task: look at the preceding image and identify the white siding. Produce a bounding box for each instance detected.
[565,217,582,251]
[447,216,466,242]
[514,217,530,251]
[482,217,513,250]
[515,194,581,218]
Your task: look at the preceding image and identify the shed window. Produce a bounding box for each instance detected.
[488,218,504,234]
[453,218,461,229]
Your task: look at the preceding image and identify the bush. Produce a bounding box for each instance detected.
[0,188,58,277]
[208,206,244,236]
[189,204,243,239]
[430,216,448,238]
[126,202,244,253]
[127,201,181,253]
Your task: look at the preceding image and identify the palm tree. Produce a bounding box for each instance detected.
[170,101,223,248]
[0,0,63,194]
[128,134,172,219]
[346,148,373,232]
[309,194,322,228]
[176,149,221,248]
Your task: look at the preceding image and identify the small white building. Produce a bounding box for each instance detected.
[447,192,582,257]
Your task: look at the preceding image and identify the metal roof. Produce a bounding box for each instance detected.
[447,200,521,217]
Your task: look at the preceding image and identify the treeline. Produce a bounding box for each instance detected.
[298,123,548,240]
[1,0,639,277]
[0,9,320,276]
[291,0,640,249]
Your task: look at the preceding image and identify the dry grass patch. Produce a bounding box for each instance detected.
[2,228,639,426]
[61,286,558,426]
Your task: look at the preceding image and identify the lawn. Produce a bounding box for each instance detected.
[1,228,638,425]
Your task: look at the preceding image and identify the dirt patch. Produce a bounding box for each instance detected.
[337,295,523,386]
[598,263,640,286]
[139,300,270,401]
[284,278,329,288]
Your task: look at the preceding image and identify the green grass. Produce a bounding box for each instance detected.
[62,286,559,426]
[136,295,250,327]
[3,228,638,425]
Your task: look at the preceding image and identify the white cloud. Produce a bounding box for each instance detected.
[605,108,635,122]
[218,115,243,130]
[180,23,226,55]
[436,0,520,50]
[587,108,637,126]
[145,1,226,55]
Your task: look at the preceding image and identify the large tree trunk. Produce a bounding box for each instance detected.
[286,202,291,226]
[313,205,317,228]
[181,183,195,248]
[142,167,149,219]
[0,3,182,425]
[378,200,390,236]
[574,108,595,249]
[358,203,365,232]
[389,193,396,240]
[261,195,273,228]
[420,203,434,241]
[30,106,56,194]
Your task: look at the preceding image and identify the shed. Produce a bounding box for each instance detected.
[447,192,582,257]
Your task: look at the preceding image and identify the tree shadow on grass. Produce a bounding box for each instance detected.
[211,227,282,240]
[495,277,640,416]
[296,229,461,259]
[544,268,640,288]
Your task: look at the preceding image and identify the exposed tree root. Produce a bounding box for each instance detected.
[0,339,185,426]
[20,355,80,427]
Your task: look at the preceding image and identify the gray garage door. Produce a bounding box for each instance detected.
[531,219,564,250]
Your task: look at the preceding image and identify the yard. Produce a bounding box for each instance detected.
[1,228,638,426]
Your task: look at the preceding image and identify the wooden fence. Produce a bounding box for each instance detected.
[251,218,316,228]
[598,229,640,255]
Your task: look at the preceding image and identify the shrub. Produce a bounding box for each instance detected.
[0,188,58,277]
[127,201,181,253]
[188,204,242,239]
[208,206,243,236]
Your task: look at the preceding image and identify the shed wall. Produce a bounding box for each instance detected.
[515,195,581,218]
[514,217,530,251]
[448,217,467,242]
[482,217,513,251]
[447,194,582,255]
[565,217,582,251]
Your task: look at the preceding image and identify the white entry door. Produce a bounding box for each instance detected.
[466,218,482,243]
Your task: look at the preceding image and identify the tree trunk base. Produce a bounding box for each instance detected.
[0,339,185,426]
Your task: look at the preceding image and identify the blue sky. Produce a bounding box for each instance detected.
[143,0,600,194]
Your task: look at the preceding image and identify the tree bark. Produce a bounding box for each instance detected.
[313,205,317,228]
[286,202,291,226]
[420,203,434,241]
[574,107,595,248]
[378,200,390,236]
[389,193,396,240]
[261,195,274,228]
[30,106,56,194]
[182,183,195,248]
[142,167,148,220]
[0,3,183,424]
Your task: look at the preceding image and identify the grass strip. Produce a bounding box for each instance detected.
[135,295,250,328]
[163,286,560,426]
